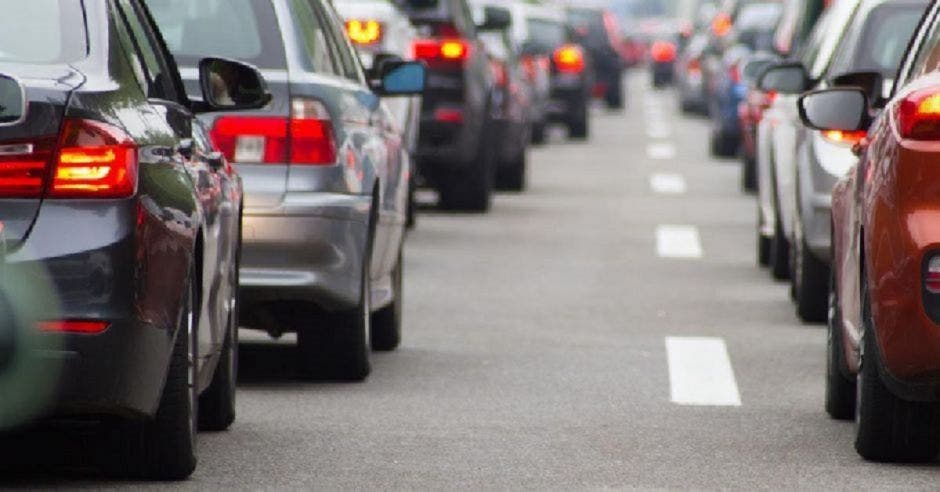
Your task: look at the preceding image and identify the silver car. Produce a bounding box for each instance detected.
[148,0,425,380]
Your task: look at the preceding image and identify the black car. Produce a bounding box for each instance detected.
[0,0,268,479]
[566,6,626,109]
[401,0,509,211]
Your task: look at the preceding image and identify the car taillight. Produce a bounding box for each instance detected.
[687,59,701,74]
[553,44,585,74]
[51,118,138,198]
[728,63,741,85]
[650,41,676,63]
[346,19,383,46]
[712,13,732,37]
[211,99,336,166]
[413,38,471,66]
[521,55,547,81]
[821,130,866,146]
[491,60,508,87]
[38,320,110,334]
[926,256,940,294]
[0,136,57,197]
[897,88,940,140]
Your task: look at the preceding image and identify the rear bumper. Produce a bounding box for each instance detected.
[548,75,589,121]
[239,192,370,312]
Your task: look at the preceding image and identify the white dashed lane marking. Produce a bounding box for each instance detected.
[655,225,702,259]
[666,336,742,406]
[646,142,677,160]
[650,173,687,195]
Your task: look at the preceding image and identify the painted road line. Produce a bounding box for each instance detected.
[647,124,672,139]
[656,225,702,259]
[646,142,677,160]
[666,336,742,406]
[650,173,687,195]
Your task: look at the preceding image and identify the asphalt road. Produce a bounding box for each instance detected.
[5,73,940,489]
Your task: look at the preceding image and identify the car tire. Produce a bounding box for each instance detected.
[770,208,790,280]
[297,223,373,381]
[605,74,624,109]
[406,178,417,229]
[531,120,547,145]
[568,107,589,140]
[496,149,526,192]
[854,279,940,462]
[371,249,403,352]
[438,125,494,212]
[794,237,829,322]
[710,127,737,158]
[826,274,856,420]
[757,229,771,267]
[741,154,757,192]
[109,273,198,480]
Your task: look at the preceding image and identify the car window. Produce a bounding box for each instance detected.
[525,18,566,53]
[799,0,860,79]
[0,0,86,63]
[316,0,368,83]
[827,2,925,81]
[116,0,180,102]
[290,0,341,75]
[902,5,940,83]
[146,0,287,70]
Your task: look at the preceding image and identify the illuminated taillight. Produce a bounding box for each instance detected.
[38,320,110,334]
[712,13,732,37]
[553,44,585,74]
[650,41,676,63]
[926,256,940,294]
[821,130,866,146]
[346,19,383,46]
[897,88,940,140]
[728,63,741,85]
[687,59,701,74]
[210,99,336,166]
[0,137,56,197]
[491,61,508,87]
[51,119,138,198]
[413,38,471,65]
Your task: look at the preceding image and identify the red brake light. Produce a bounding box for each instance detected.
[898,88,940,140]
[728,63,741,84]
[687,59,701,74]
[491,61,508,87]
[0,137,56,197]
[553,44,585,74]
[650,41,677,63]
[51,119,138,198]
[346,19,383,45]
[821,130,866,146]
[413,38,471,65]
[210,99,336,166]
[712,13,732,37]
[38,320,110,334]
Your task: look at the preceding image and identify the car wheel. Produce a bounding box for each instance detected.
[496,149,526,192]
[794,236,829,323]
[770,207,790,280]
[406,178,417,229]
[531,120,547,145]
[757,212,771,267]
[198,243,239,431]
[710,126,737,158]
[438,125,494,212]
[297,224,373,381]
[109,272,198,479]
[371,248,403,352]
[741,154,757,192]
[854,278,940,462]
[825,272,856,420]
[605,74,624,109]
[568,107,589,140]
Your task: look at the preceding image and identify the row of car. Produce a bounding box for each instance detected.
[0,0,635,481]
[669,0,940,462]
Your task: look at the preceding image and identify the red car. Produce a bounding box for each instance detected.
[798,0,940,461]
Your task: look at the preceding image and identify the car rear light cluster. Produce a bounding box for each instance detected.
[521,55,549,82]
[821,130,867,146]
[926,256,940,294]
[38,320,110,334]
[687,59,701,75]
[553,44,585,74]
[650,41,676,63]
[0,118,138,199]
[412,38,471,66]
[490,61,508,88]
[346,19,383,46]
[210,98,337,166]
[728,63,741,85]
[712,12,732,37]
[897,88,940,140]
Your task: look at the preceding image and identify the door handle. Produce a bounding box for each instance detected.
[176,138,195,160]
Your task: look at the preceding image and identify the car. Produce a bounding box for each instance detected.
[517,2,593,140]
[799,0,940,461]
[566,6,628,107]
[147,0,426,380]
[675,2,719,113]
[334,0,423,225]
[706,0,782,158]
[0,0,271,479]
[504,0,553,146]
[398,0,509,211]
[757,0,925,315]
[469,1,532,191]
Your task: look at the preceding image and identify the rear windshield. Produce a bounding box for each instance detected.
[827,2,925,80]
[145,0,286,69]
[525,18,566,52]
[0,0,86,64]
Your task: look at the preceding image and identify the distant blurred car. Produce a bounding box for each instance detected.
[676,31,712,112]
[706,1,782,157]
[470,0,531,190]
[335,0,423,224]
[737,53,777,189]
[506,1,552,145]
[566,6,627,108]
[518,3,593,139]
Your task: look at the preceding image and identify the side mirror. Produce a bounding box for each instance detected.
[0,74,26,126]
[830,71,884,102]
[477,6,511,31]
[370,52,405,75]
[197,57,272,113]
[798,88,870,132]
[758,62,810,94]
[371,61,426,96]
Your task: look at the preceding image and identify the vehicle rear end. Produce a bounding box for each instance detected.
[567,7,626,107]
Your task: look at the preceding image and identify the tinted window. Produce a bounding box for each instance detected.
[290,0,340,75]
[525,18,566,52]
[317,0,368,82]
[828,2,925,80]
[117,0,179,101]
[146,0,287,69]
[0,0,86,63]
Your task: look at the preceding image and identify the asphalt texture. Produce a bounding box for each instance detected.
[2,73,939,489]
